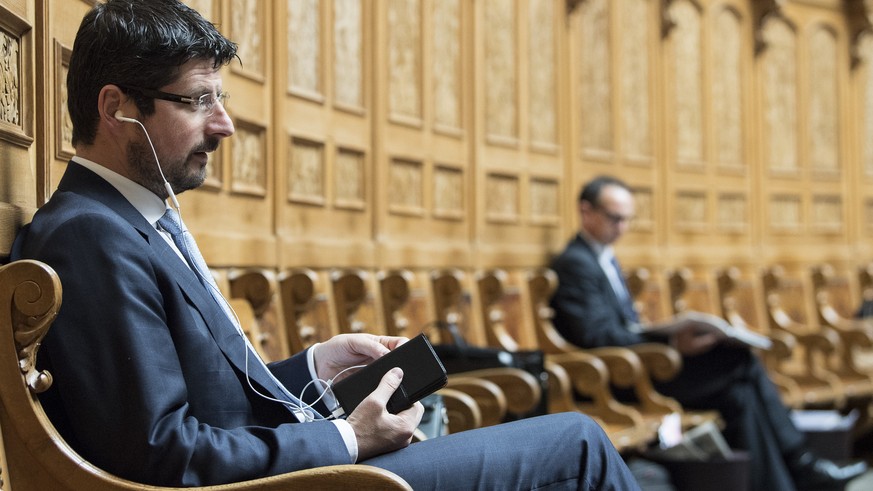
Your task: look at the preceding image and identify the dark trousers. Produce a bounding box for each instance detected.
[654,344,805,491]
[364,412,640,490]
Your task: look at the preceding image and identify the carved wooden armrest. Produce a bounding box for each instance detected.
[545,352,644,426]
[626,343,682,382]
[586,346,682,415]
[453,367,541,417]
[543,360,577,413]
[444,376,507,427]
[437,388,482,434]
[766,330,795,360]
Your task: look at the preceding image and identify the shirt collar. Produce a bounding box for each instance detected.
[577,230,612,259]
[72,156,169,226]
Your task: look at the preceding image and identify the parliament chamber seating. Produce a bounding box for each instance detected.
[0,259,411,491]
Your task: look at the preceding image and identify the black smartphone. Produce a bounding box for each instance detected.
[331,334,447,417]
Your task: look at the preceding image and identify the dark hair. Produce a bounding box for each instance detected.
[578,175,631,206]
[67,0,238,146]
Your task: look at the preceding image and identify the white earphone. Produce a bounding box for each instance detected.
[114,110,180,210]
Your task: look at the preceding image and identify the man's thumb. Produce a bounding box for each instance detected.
[369,367,403,404]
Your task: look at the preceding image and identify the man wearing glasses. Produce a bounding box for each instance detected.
[549,175,867,491]
[11,1,640,489]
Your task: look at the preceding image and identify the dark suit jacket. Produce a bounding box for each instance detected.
[549,235,647,348]
[11,163,349,486]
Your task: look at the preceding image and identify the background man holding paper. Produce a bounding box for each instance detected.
[549,175,866,491]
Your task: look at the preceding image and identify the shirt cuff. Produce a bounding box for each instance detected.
[308,344,359,462]
[331,419,359,463]
[306,343,341,411]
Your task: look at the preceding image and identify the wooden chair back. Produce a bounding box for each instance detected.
[229,269,288,362]
[330,269,374,335]
[476,269,521,351]
[378,269,414,337]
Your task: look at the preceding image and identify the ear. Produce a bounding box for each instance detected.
[97,84,130,129]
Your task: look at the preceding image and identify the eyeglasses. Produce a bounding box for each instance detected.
[594,205,634,225]
[118,85,229,113]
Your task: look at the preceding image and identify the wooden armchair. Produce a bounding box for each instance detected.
[761,266,846,407]
[228,269,289,362]
[809,264,873,396]
[714,267,802,407]
[376,268,538,428]
[0,259,411,490]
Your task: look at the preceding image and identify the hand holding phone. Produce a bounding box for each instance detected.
[331,334,447,417]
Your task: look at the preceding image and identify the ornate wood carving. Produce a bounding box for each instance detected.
[277,268,321,353]
[1,261,61,395]
[808,27,840,177]
[484,0,517,144]
[288,136,325,206]
[288,0,322,101]
[388,0,422,124]
[530,177,559,225]
[53,41,73,161]
[0,7,32,147]
[230,119,267,196]
[621,0,651,159]
[433,164,464,220]
[811,195,843,233]
[717,192,748,232]
[230,0,264,81]
[845,0,873,68]
[334,147,365,210]
[675,190,707,231]
[378,269,413,337]
[632,187,654,231]
[751,0,786,55]
[432,0,461,133]
[389,158,424,216]
[770,194,802,231]
[485,173,519,224]
[579,0,612,157]
[334,0,363,111]
[712,7,743,170]
[762,18,799,175]
[528,0,557,150]
[670,0,703,166]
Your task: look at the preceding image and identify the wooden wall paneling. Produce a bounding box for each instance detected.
[373,0,474,269]
[0,0,35,261]
[474,0,566,268]
[568,0,662,266]
[850,27,873,262]
[276,0,375,268]
[179,0,277,268]
[35,0,91,203]
[756,4,854,268]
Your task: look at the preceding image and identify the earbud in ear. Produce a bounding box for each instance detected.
[115,111,137,123]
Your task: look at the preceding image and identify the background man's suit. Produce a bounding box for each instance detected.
[11,163,637,489]
[549,235,806,491]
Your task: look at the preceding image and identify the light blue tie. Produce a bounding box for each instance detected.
[157,208,321,420]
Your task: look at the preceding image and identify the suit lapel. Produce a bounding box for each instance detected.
[572,236,632,324]
[59,162,287,400]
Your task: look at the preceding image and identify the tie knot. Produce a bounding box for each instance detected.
[158,208,183,237]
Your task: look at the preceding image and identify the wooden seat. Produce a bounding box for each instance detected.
[761,266,846,407]
[714,267,804,407]
[376,268,542,428]
[809,264,873,399]
[524,267,658,451]
[0,259,411,490]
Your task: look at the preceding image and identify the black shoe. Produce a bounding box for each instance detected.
[790,452,868,490]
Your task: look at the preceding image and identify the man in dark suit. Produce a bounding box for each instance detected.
[550,175,867,491]
[10,1,639,489]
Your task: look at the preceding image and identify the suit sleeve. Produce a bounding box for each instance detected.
[549,250,647,348]
[17,210,351,486]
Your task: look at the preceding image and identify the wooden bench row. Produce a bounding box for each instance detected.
[628,264,873,416]
[213,266,722,454]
